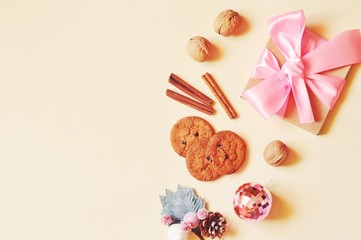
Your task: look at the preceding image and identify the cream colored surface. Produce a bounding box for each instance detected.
[0,1,360,239]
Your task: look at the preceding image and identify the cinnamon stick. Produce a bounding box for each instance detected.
[169,73,213,106]
[201,72,238,119]
[166,89,214,115]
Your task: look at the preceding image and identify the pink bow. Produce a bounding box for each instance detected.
[242,10,361,123]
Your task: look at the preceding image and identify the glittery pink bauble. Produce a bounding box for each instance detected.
[233,182,272,221]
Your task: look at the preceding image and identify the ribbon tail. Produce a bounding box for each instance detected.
[291,77,315,123]
[305,74,346,109]
[276,95,290,118]
[242,76,291,119]
[303,29,361,74]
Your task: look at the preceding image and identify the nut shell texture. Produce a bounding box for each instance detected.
[186,36,213,62]
[214,9,242,37]
[263,140,288,166]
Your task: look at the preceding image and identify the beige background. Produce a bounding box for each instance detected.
[0,0,360,239]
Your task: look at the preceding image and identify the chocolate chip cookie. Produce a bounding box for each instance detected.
[185,139,220,181]
[170,116,215,157]
[205,130,246,175]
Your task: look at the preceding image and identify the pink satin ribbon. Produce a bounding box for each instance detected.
[242,10,361,123]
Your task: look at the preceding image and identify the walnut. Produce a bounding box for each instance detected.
[214,9,243,37]
[263,140,289,166]
[186,36,213,62]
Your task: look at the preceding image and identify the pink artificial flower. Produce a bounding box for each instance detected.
[183,212,200,228]
[197,208,208,220]
[161,215,173,225]
[180,221,192,232]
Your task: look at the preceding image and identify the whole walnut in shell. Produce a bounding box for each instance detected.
[186,36,213,62]
[214,9,243,37]
[263,140,289,166]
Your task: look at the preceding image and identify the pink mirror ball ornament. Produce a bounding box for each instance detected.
[233,182,272,221]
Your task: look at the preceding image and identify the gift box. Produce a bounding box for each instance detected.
[242,10,361,134]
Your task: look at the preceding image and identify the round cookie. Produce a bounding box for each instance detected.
[170,116,215,157]
[205,130,246,175]
[185,139,220,181]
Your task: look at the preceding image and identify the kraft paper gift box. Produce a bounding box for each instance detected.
[242,10,361,135]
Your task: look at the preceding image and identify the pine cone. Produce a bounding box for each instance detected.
[199,212,227,239]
